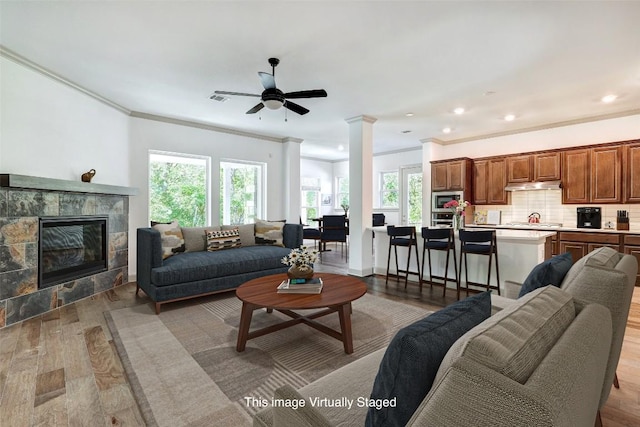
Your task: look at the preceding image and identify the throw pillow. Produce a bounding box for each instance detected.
[517,252,573,298]
[207,228,241,251]
[222,224,256,247]
[254,219,285,247]
[182,226,218,252]
[152,220,185,259]
[365,291,491,427]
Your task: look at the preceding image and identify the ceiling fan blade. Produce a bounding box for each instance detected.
[284,89,328,99]
[258,72,276,90]
[246,103,265,114]
[284,101,309,115]
[213,90,260,98]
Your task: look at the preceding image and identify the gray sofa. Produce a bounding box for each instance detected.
[136,223,303,313]
[254,248,637,427]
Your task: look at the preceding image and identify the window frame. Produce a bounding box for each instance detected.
[379,170,399,208]
[219,159,266,225]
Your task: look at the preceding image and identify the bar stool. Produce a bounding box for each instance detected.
[421,227,459,299]
[386,226,422,289]
[458,229,501,296]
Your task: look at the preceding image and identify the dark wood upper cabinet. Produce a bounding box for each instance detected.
[431,159,471,191]
[487,158,509,204]
[533,152,561,181]
[562,149,590,204]
[507,155,533,182]
[590,145,622,203]
[473,160,488,205]
[624,142,640,203]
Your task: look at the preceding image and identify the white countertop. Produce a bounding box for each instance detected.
[466,224,638,234]
[368,226,555,243]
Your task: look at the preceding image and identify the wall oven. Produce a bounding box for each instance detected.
[432,191,464,212]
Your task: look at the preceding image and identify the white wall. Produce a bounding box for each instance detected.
[128,117,289,273]
[301,157,334,217]
[431,114,640,161]
[0,57,130,185]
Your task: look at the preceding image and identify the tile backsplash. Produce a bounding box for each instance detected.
[475,190,640,231]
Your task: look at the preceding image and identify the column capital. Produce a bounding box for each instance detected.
[282,137,303,144]
[345,115,377,125]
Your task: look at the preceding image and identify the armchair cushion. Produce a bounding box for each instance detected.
[517,252,573,298]
[365,291,491,427]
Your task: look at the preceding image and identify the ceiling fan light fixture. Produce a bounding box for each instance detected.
[264,99,283,110]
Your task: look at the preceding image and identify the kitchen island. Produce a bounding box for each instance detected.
[370,226,557,294]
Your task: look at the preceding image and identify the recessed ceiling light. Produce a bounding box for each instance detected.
[601,94,617,103]
[442,127,452,134]
[504,114,516,122]
[338,145,344,151]
[405,112,414,117]
[453,107,465,115]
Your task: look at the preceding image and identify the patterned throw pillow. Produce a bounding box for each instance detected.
[254,219,284,247]
[207,228,241,251]
[152,220,185,259]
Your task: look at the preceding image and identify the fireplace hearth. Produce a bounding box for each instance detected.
[39,216,108,288]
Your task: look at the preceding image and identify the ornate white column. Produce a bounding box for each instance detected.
[346,115,377,277]
[282,137,302,223]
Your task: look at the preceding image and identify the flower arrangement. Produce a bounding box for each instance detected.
[443,199,471,230]
[443,199,471,215]
[281,245,319,271]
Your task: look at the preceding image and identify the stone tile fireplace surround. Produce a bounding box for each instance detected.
[0,174,137,328]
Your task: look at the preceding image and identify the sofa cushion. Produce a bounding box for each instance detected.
[365,291,491,427]
[437,286,575,386]
[182,226,217,252]
[518,252,573,298]
[150,245,291,286]
[206,228,241,251]
[152,220,185,259]
[255,219,285,247]
[222,223,256,247]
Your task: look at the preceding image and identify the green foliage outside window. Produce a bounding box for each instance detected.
[149,161,206,227]
[381,172,399,207]
[220,163,260,225]
[408,173,423,225]
[337,176,349,208]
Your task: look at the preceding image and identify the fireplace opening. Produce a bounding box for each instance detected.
[39,216,109,288]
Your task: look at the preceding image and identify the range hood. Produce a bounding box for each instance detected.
[504,180,562,191]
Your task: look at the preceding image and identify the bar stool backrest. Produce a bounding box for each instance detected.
[321,215,348,241]
[421,227,453,242]
[459,229,497,252]
[387,225,417,245]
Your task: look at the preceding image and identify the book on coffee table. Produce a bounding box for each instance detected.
[277,278,323,294]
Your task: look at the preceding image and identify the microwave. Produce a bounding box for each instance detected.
[432,191,464,212]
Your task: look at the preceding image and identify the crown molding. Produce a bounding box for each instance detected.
[345,115,378,124]
[130,112,285,143]
[0,45,131,115]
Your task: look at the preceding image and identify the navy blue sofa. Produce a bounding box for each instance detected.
[136,223,303,313]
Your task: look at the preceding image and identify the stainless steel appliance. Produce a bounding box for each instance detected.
[432,191,464,212]
[577,207,601,229]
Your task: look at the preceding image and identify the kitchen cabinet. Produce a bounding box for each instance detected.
[472,160,488,205]
[473,157,509,205]
[623,234,640,286]
[533,152,561,181]
[507,155,532,183]
[624,142,640,203]
[558,232,621,263]
[591,145,622,203]
[562,149,590,204]
[431,158,471,191]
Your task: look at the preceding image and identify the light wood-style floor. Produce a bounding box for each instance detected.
[0,247,638,426]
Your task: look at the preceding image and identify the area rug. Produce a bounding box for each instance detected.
[105,292,433,427]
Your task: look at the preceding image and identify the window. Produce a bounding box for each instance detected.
[301,177,320,225]
[336,176,349,209]
[148,151,209,227]
[220,160,265,225]
[379,171,399,208]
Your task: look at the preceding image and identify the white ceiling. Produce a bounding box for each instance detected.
[1,1,639,161]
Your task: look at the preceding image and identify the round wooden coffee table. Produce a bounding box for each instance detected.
[235,273,367,354]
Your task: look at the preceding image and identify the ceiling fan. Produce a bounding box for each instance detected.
[212,58,327,116]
